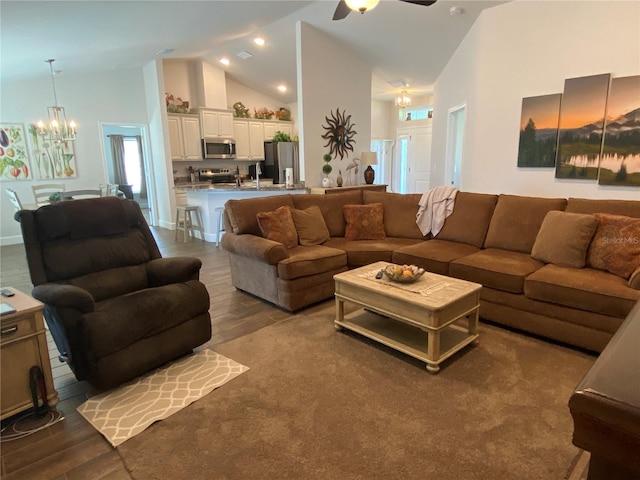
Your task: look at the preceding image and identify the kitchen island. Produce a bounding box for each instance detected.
[175,183,308,243]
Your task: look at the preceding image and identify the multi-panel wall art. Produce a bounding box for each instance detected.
[555,73,611,180]
[518,94,562,168]
[0,123,33,181]
[517,73,639,187]
[599,75,640,187]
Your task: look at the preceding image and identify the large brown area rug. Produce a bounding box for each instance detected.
[117,304,594,480]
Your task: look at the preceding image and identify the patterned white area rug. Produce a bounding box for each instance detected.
[77,349,249,447]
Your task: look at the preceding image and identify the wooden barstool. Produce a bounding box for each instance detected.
[214,207,225,247]
[175,205,204,242]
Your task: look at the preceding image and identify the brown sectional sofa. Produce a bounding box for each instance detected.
[221,190,640,352]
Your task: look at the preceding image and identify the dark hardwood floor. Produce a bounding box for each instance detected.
[0,226,301,480]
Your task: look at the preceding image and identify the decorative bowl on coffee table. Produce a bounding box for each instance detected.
[383,264,425,283]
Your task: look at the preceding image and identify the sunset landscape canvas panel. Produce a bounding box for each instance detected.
[518,93,561,167]
[555,73,611,180]
[599,75,640,187]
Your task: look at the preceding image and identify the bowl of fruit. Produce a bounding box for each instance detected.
[383,264,425,283]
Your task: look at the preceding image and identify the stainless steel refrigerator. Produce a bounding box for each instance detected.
[263,141,299,185]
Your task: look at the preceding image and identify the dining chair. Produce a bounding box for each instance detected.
[60,189,102,201]
[99,183,120,196]
[32,184,65,205]
[5,188,23,213]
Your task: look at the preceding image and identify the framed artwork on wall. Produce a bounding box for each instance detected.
[27,124,78,179]
[598,75,640,187]
[517,93,562,168]
[0,123,33,181]
[555,73,611,180]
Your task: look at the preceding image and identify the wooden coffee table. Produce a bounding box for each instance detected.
[334,261,482,373]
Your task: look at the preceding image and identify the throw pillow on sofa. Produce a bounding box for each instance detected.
[343,203,386,241]
[257,206,298,248]
[587,213,640,279]
[531,211,597,268]
[291,206,330,245]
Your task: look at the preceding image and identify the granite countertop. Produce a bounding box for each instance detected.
[175,183,307,192]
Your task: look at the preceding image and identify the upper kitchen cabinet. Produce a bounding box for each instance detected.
[168,114,202,161]
[200,109,234,138]
[263,121,293,140]
[233,120,265,161]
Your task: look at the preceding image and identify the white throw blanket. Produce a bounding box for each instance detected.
[416,186,459,236]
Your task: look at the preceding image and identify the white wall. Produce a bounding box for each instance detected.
[432,0,640,200]
[0,68,149,244]
[226,77,295,122]
[297,21,372,187]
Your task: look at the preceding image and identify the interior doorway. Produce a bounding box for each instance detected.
[100,123,156,225]
[446,105,466,188]
[394,126,432,194]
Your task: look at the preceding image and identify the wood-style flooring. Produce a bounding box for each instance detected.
[0,226,298,480]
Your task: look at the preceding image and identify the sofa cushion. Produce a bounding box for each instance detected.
[362,191,424,239]
[587,213,640,279]
[565,198,640,218]
[449,248,544,294]
[324,237,422,267]
[343,203,386,241]
[525,264,640,318]
[257,206,298,248]
[292,190,362,237]
[291,206,330,246]
[277,245,347,280]
[226,195,295,236]
[392,239,480,276]
[436,192,499,248]
[484,194,567,253]
[531,211,597,268]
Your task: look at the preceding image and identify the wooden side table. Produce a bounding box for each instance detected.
[1,288,59,419]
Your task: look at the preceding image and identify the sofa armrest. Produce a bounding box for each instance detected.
[221,233,289,265]
[146,257,202,286]
[32,284,95,313]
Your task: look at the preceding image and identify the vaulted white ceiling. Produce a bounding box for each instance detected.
[0,0,507,104]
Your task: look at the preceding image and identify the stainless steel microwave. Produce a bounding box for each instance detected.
[202,137,236,159]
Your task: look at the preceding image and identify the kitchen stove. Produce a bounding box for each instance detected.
[199,168,234,184]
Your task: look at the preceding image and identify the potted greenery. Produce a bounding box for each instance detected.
[322,153,332,187]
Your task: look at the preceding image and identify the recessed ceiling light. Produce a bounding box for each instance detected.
[219,57,230,66]
[254,37,265,46]
[236,51,253,60]
[277,85,287,92]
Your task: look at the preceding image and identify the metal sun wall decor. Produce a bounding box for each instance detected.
[321,108,357,160]
[0,123,33,181]
[555,73,611,180]
[599,75,640,187]
[517,94,562,168]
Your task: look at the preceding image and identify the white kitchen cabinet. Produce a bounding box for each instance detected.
[248,122,265,160]
[201,109,234,138]
[263,121,293,140]
[168,114,202,162]
[233,121,250,160]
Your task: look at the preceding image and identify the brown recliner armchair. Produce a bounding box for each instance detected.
[18,197,212,390]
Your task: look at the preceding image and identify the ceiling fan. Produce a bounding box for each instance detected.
[333,0,437,21]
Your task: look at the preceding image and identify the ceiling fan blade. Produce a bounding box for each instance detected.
[333,0,351,20]
[399,0,437,6]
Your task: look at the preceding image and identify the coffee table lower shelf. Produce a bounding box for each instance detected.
[335,309,478,373]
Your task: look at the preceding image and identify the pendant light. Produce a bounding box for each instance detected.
[36,59,77,146]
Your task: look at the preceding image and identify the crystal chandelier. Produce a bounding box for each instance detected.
[36,59,77,145]
[395,89,411,108]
